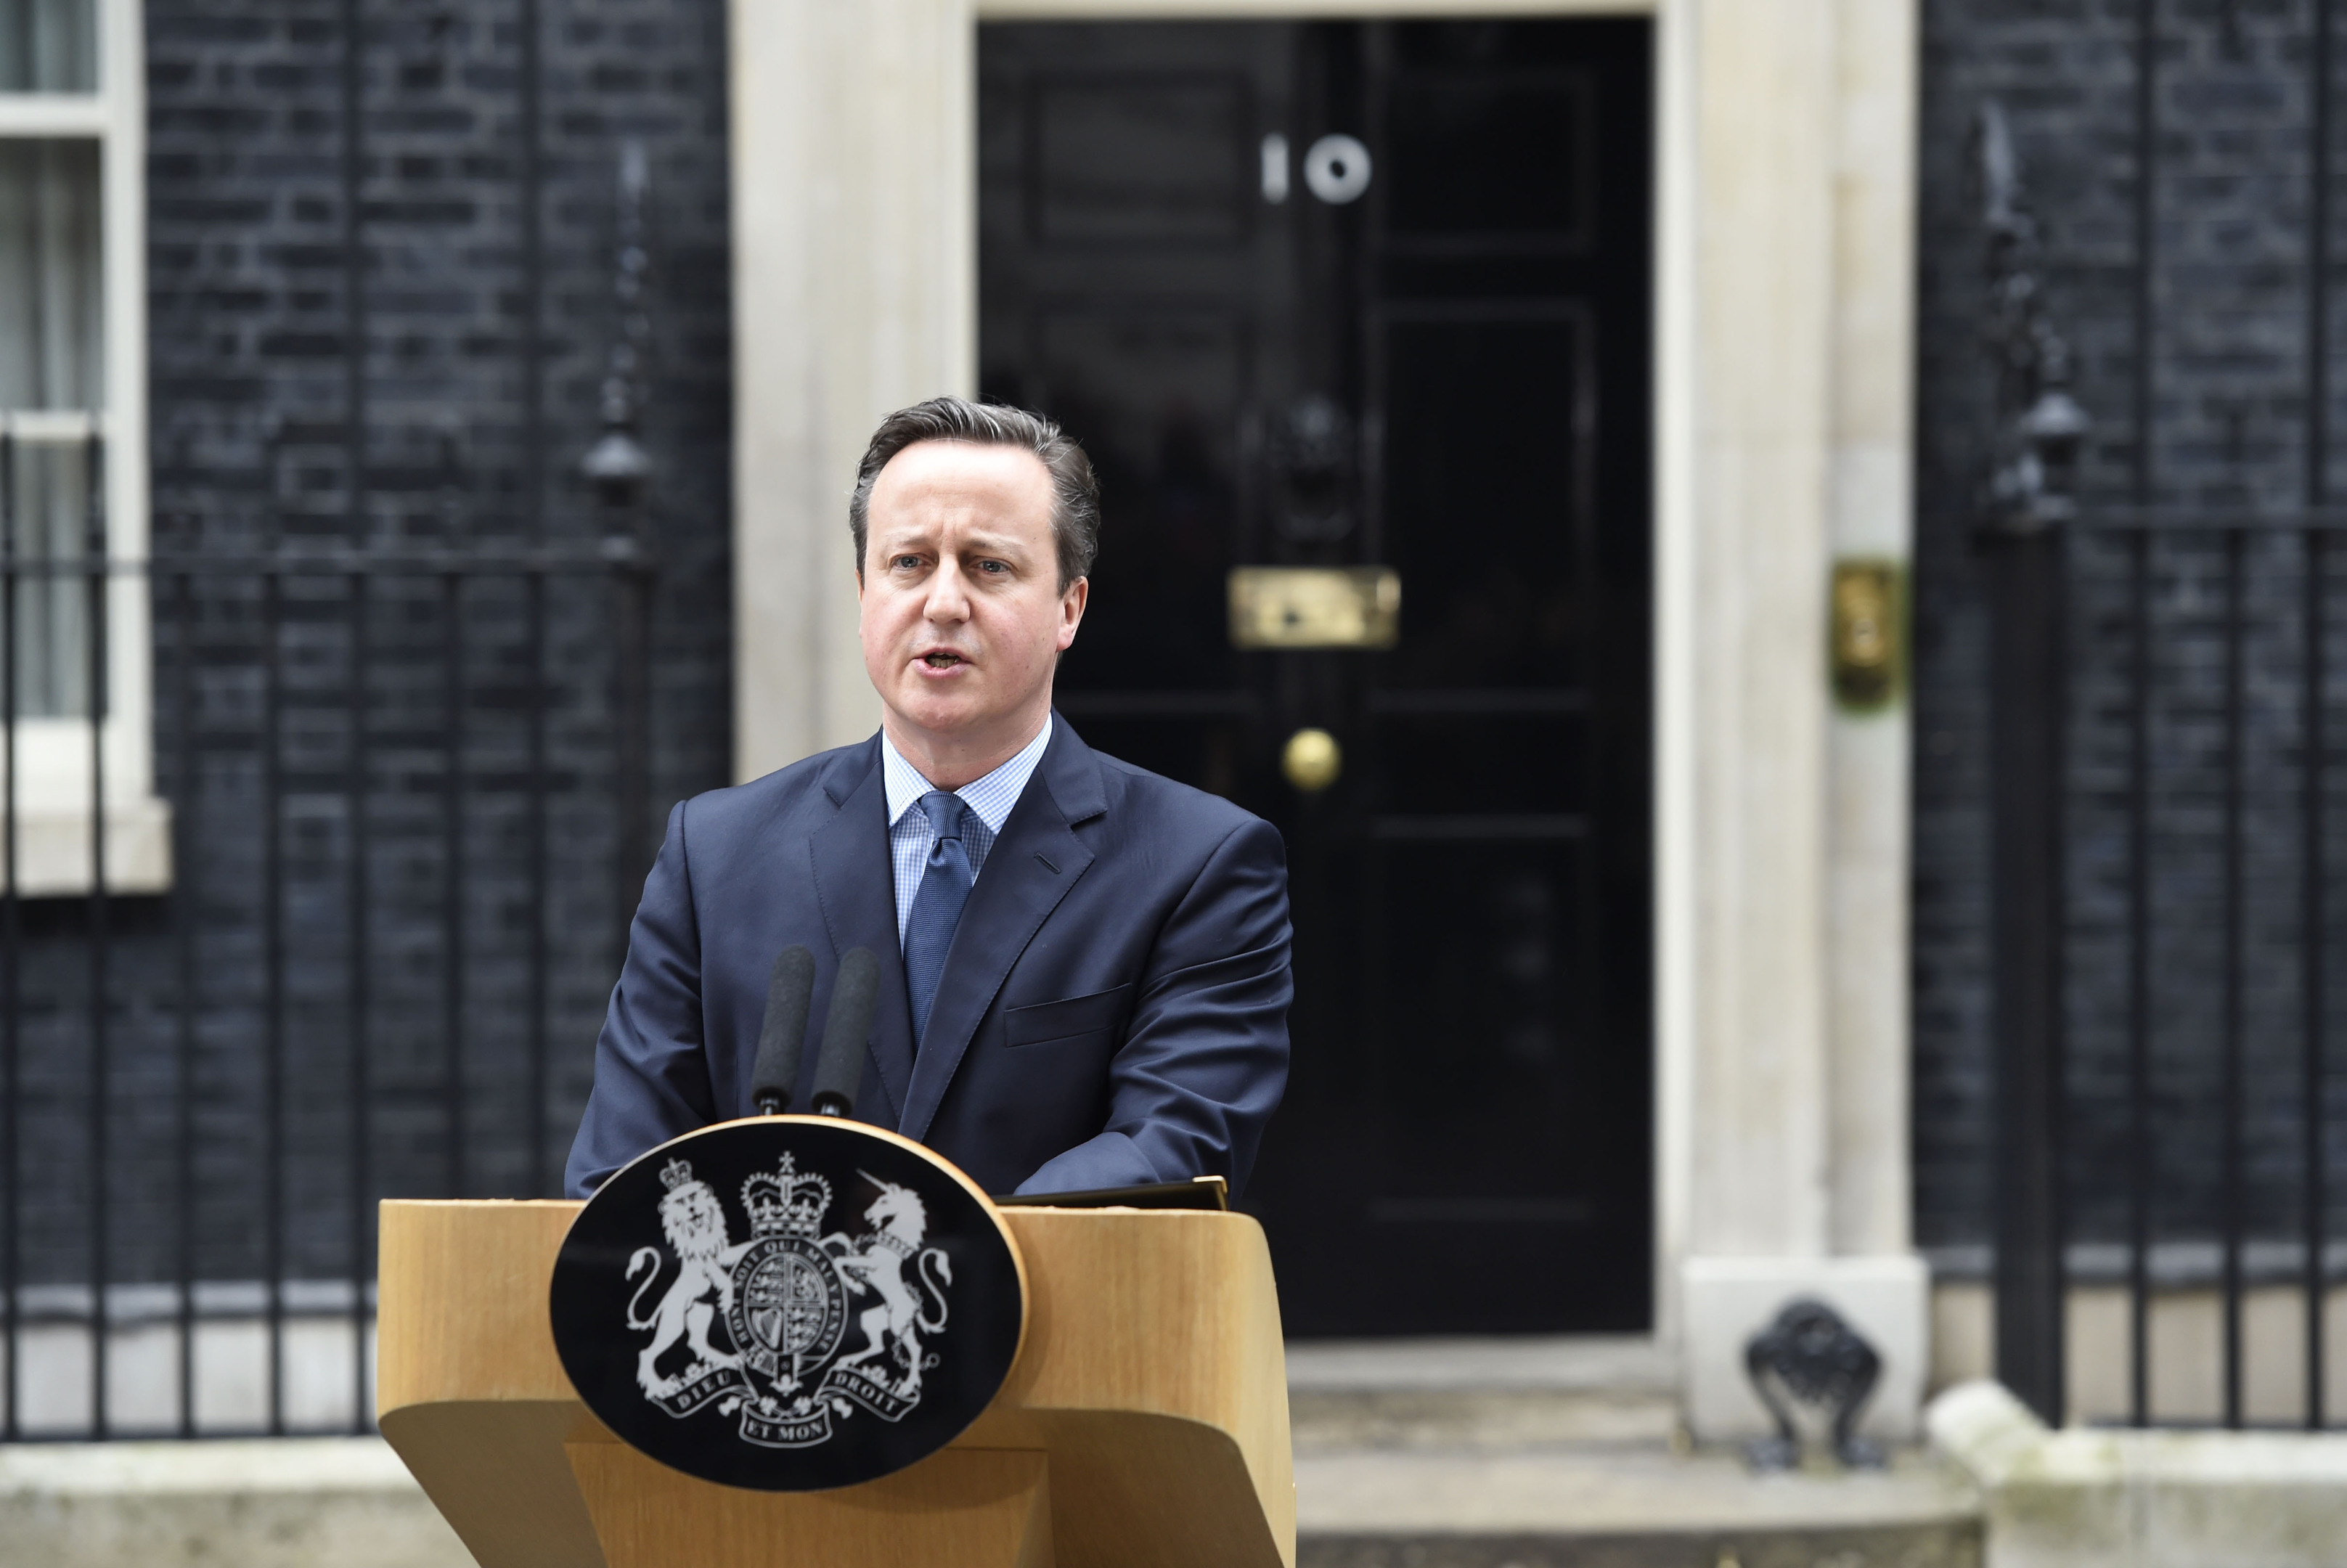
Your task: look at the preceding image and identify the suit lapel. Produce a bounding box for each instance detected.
[897,717,1106,1143]
[807,739,916,1126]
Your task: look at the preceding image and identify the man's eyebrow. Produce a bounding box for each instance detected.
[952,533,1032,558]
[872,525,1034,558]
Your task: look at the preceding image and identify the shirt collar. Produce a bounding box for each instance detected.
[880,714,1054,833]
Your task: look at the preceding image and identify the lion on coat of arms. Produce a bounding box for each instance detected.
[624,1159,748,1396]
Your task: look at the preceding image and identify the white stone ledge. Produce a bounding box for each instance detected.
[3,797,171,897]
[0,1435,411,1495]
[0,1437,470,1568]
[1929,1379,2347,1568]
[4,1311,375,1437]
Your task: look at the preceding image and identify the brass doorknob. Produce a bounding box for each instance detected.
[1281,728,1342,793]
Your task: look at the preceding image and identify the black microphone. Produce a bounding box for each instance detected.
[810,947,881,1118]
[749,944,817,1115]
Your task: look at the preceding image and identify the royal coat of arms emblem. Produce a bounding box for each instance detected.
[628,1152,955,1446]
[551,1117,1026,1492]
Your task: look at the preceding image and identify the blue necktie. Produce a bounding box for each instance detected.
[903,791,975,1047]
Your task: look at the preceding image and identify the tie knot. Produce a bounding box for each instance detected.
[918,790,968,842]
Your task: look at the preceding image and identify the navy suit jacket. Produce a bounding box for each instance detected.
[563,716,1292,1199]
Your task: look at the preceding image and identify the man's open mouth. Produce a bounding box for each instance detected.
[921,651,966,669]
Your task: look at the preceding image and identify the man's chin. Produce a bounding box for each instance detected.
[889,690,989,740]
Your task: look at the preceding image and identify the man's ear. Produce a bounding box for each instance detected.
[1057,576,1088,650]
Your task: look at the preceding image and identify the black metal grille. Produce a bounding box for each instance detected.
[1980,0,2347,1431]
[0,0,721,1439]
[0,432,653,1437]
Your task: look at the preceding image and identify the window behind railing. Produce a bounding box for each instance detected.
[0,118,102,719]
[0,0,97,91]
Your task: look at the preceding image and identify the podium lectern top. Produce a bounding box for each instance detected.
[377,1199,1295,1568]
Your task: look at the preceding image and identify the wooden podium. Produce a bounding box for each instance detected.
[377,1199,1295,1568]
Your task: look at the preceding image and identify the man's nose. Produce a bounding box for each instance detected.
[923,562,972,621]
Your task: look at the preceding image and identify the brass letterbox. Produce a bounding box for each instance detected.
[1228,566,1401,650]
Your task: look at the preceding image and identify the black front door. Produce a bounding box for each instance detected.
[979,17,1653,1334]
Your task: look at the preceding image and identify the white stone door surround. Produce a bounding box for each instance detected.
[727,0,1924,1440]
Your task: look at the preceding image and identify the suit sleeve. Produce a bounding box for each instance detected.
[563,800,717,1195]
[1014,815,1292,1198]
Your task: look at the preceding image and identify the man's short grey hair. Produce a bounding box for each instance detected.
[849,396,1101,592]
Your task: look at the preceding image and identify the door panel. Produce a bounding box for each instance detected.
[1034,75,1255,244]
[1384,70,1596,247]
[1031,307,1249,694]
[1382,307,1593,690]
[979,17,1652,1334]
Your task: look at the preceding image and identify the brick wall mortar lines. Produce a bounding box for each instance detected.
[1,0,732,1291]
[1917,0,2347,1256]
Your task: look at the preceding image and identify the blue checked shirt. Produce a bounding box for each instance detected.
[880,716,1053,948]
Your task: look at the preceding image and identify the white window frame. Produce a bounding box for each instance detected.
[0,0,166,895]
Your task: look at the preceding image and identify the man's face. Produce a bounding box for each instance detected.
[857,440,1086,756]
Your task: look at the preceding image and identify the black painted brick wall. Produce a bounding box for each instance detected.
[1916,0,2347,1257]
[10,0,732,1289]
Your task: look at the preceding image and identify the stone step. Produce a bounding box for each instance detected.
[1294,1445,1983,1568]
[1284,1336,1982,1567]
[1292,1387,1682,1450]
[1286,1334,1683,1453]
[1297,1522,1982,1568]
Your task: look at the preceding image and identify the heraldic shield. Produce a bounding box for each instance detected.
[550,1117,1027,1492]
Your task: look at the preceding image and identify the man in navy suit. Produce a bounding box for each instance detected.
[565,397,1292,1199]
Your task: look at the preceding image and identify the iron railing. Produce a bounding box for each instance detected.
[0,0,683,1438]
[1979,0,2346,1433]
[0,429,655,1438]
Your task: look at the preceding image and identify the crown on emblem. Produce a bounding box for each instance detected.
[659,1158,694,1192]
[743,1152,830,1239]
